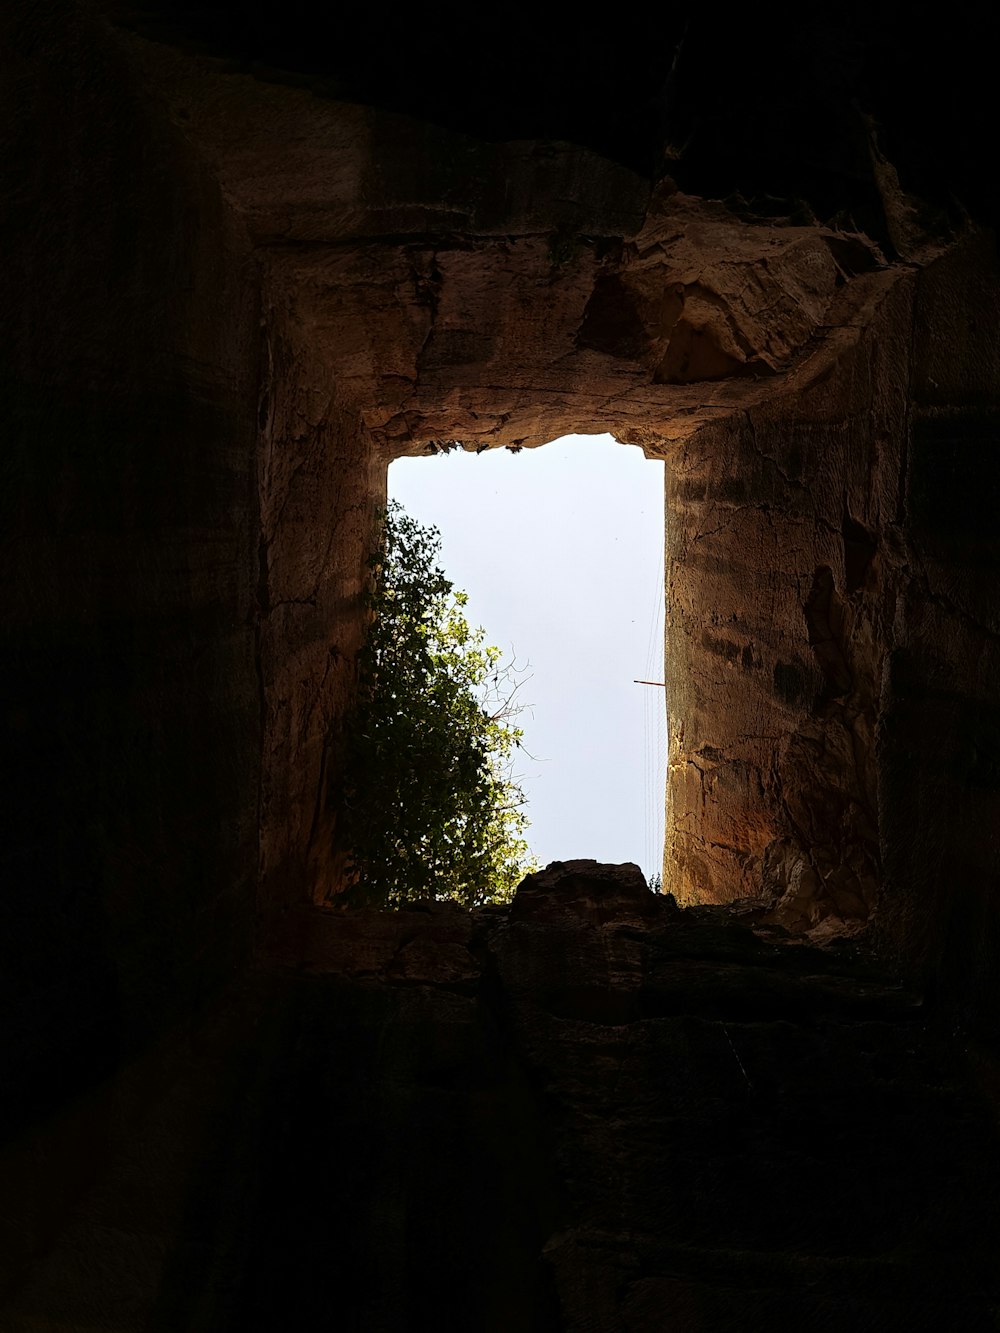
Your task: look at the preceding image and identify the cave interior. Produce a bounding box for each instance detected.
[3,4,1000,1329]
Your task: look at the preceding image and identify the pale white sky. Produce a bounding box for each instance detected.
[389,433,666,881]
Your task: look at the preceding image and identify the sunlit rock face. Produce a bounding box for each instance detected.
[663,272,911,932]
[664,232,1000,985]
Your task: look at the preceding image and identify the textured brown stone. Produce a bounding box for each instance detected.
[662,270,913,930]
[662,230,1000,969]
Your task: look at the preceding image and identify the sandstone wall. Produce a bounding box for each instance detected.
[664,270,913,931]
[663,231,1000,1033]
[254,319,384,918]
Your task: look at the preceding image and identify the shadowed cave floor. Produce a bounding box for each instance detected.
[7,863,1000,1332]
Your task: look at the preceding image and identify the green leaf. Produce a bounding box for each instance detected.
[334,500,539,908]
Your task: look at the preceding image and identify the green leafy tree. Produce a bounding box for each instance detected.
[337,500,538,908]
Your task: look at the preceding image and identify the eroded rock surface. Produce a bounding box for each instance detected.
[662,228,1000,995]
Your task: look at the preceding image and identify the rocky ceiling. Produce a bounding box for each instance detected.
[109,3,996,229]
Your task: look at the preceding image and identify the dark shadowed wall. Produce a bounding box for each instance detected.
[1,0,262,1136]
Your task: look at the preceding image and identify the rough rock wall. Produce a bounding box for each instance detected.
[72,34,368,916]
[254,315,384,919]
[664,268,913,930]
[120,36,895,454]
[663,230,1000,1033]
[0,0,262,1140]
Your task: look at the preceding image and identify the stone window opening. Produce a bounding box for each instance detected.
[366,432,669,893]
